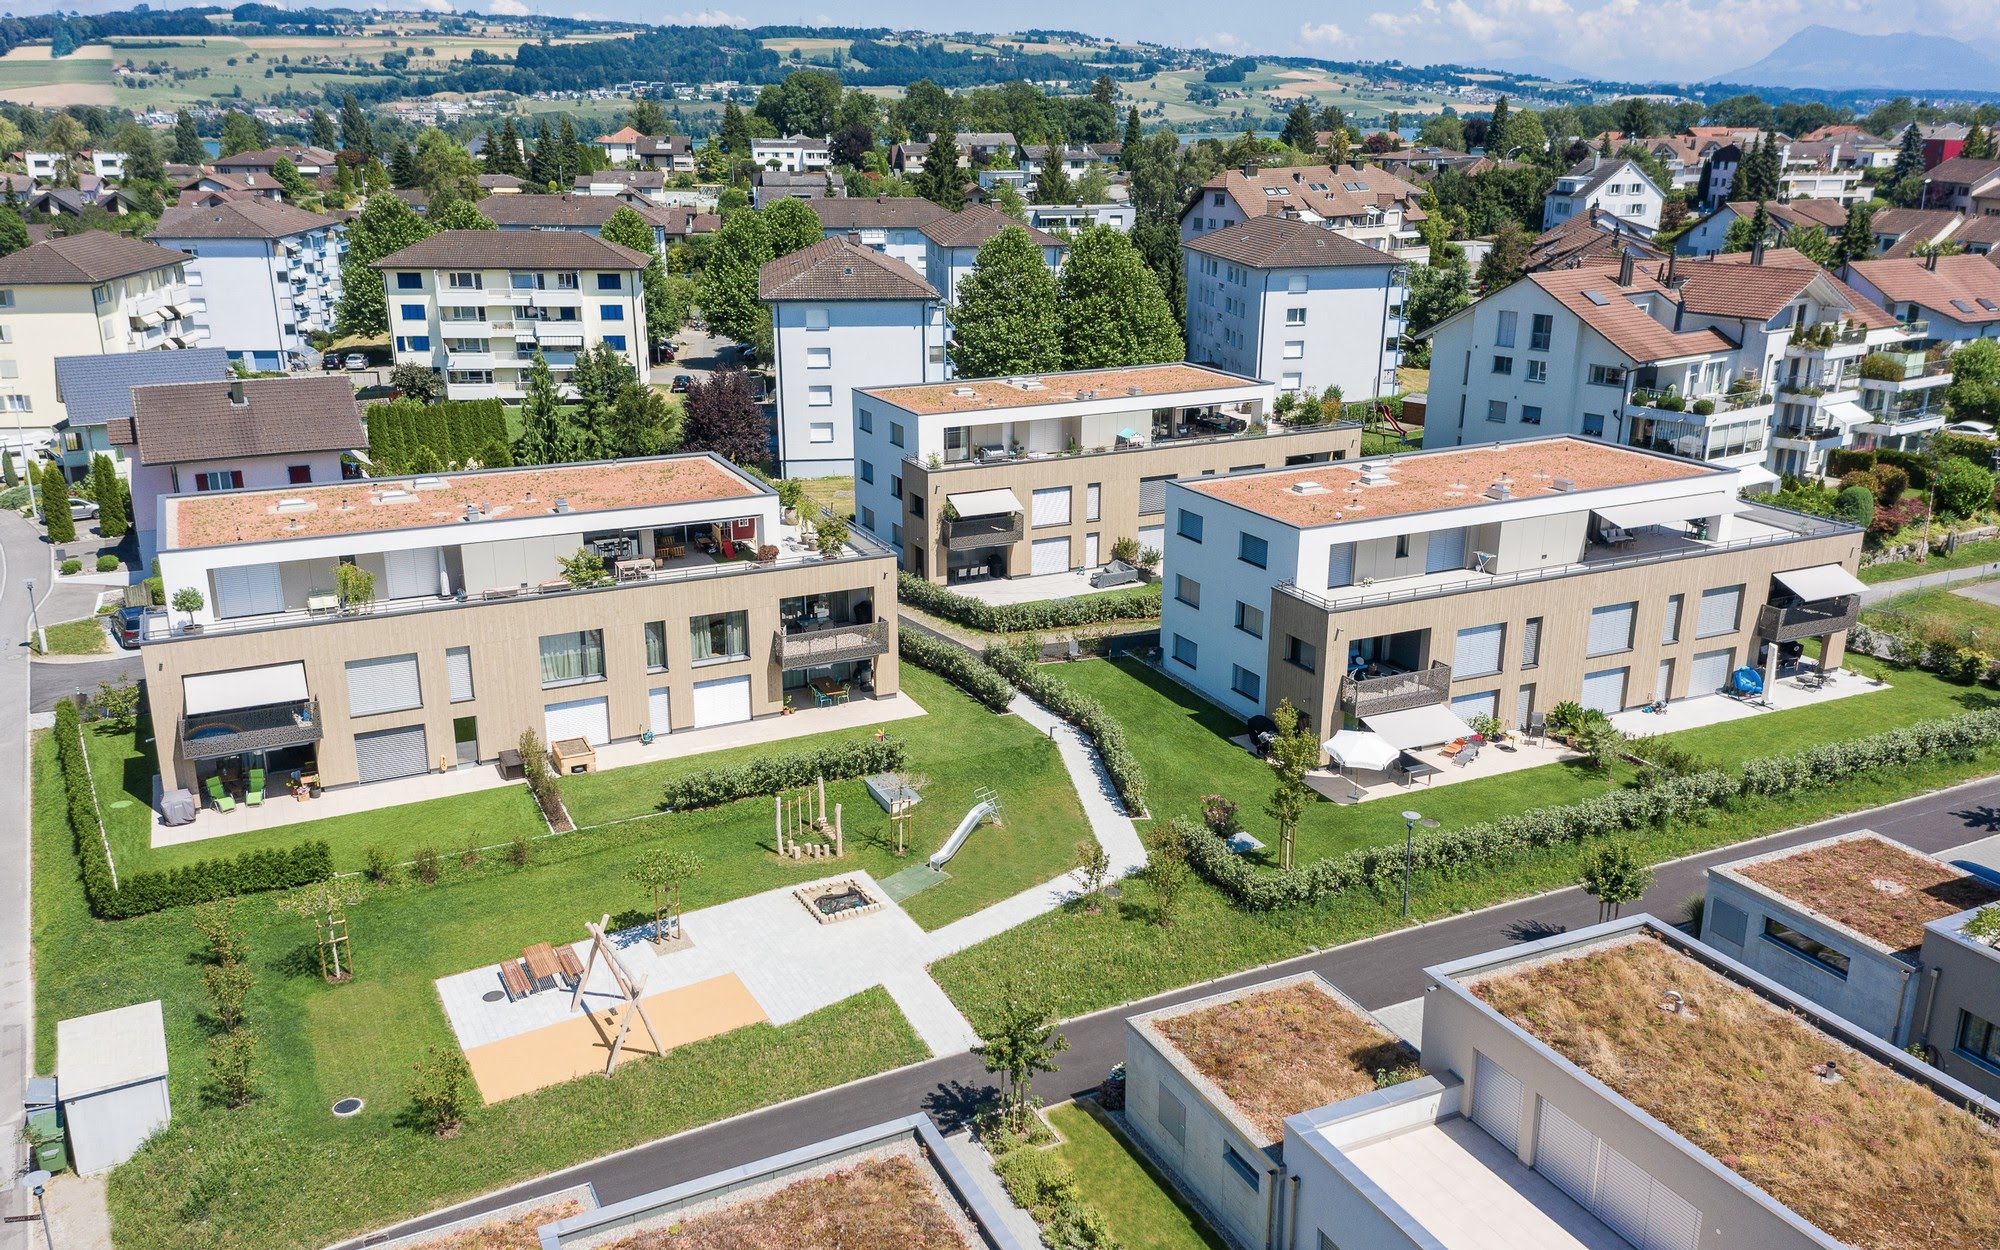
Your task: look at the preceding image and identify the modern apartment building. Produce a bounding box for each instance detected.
[374,231,650,402]
[759,236,945,479]
[0,232,197,438]
[1541,155,1664,233]
[1182,216,1405,401]
[854,364,1359,584]
[1158,437,1862,746]
[141,453,899,795]
[149,200,345,371]
[1181,162,1430,262]
[475,192,685,257]
[749,135,831,173]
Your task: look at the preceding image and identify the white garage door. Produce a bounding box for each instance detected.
[1470,1051,1524,1154]
[1031,486,1072,527]
[212,563,284,618]
[649,687,671,737]
[1581,666,1628,714]
[1031,536,1070,576]
[545,696,609,747]
[383,547,440,600]
[353,724,428,783]
[1451,690,1498,724]
[1689,647,1734,695]
[692,675,751,728]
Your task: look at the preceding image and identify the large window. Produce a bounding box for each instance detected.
[1239,532,1268,568]
[1495,309,1517,348]
[645,621,668,672]
[1231,665,1262,701]
[1172,634,1197,668]
[690,611,749,665]
[1762,917,1850,978]
[1178,509,1204,542]
[1956,1010,2000,1071]
[539,630,605,688]
[1530,313,1553,351]
[1286,636,1317,672]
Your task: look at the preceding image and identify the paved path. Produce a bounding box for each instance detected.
[1859,559,2000,604]
[28,654,138,712]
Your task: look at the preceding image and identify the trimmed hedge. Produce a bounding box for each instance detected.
[363,397,508,474]
[985,643,1148,816]
[52,699,332,919]
[898,571,1160,634]
[899,628,1016,712]
[661,737,906,810]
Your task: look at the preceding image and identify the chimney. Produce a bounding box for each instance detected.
[1617,252,1635,287]
[1240,162,1256,178]
[1665,250,1681,289]
[845,230,861,244]
[1292,170,1303,183]
[1926,249,1940,271]
[228,379,246,406]
[1751,237,1766,267]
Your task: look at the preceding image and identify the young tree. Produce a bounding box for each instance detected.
[1965,121,1996,162]
[1280,101,1318,152]
[993,180,1028,221]
[1147,827,1190,928]
[630,848,703,942]
[172,108,205,164]
[1071,839,1110,913]
[1839,202,1877,262]
[207,1031,258,1109]
[93,676,141,731]
[271,156,313,205]
[407,1045,472,1137]
[948,225,1063,378]
[389,362,443,403]
[1474,220,1533,290]
[1786,223,1838,269]
[41,463,74,543]
[916,131,963,209]
[1056,225,1183,369]
[1400,245,1471,365]
[974,980,1069,1130]
[1035,152,1074,206]
[335,193,432,338]
[604,382,678,458]
[1946,338,2000,425]
[1263,699,1319,870]
[1122,103,1143,152]
[681,368,766,465]
[277,876,368,982]
[512,353,583,466]
[1579,841,1653,923]
[760,196,823,257]
[201,960,254,1033]
[89,453,126,537]
[486,117,528,178]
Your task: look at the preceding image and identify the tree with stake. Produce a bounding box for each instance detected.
[630,848,703,943]
[974,980,1069,1131]
[278,875,368,982]
[1148,828,1190,928]
[1264,699,1318,871]
[1579,841,1652,922]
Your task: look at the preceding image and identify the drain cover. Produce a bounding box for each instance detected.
[331,1098,364,1117]
[482,989,506,1003]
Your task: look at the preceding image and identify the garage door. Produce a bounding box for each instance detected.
[1031,486,1072,528]
[353,724,428,783]
[545,696,610,747]
[1536,1099,1703,1250]
[1451,690,1498,724]
[1690,647,1734,695]
[692,675,751,728]
[1470,1051,1523,1154]
[1031,536,1070,576]
[1581,666,1628,714]
[212,563,284,618]
[649,687,671,737]
[383,547,440,600]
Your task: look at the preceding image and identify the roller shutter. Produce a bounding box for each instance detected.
[1139,475,1171,515]
[383,547,439,600]
[1086,483,1101,521]
[544,696,609,747]
[1470,1051,1523,1153]
[692,675,751,728]
[649,687,671,737]
[1515,684,1535,731]
[1521,617,1542,667]
[1690,647,1734,695]
[1085,533,1100,566]
[446,647,474,703]
[1534,1100,1598,1209]
[1138,525,1165,555]
[1451,690,1498,724]
[1031,486,1072,527]
[1587,602,1636,656]
[1328,542,1355,588]
[212,563,284,618]
[1581,666,1628,714]
[1535,1098,1703,1250]
[1425,527,1466,573]
[1032,536,1071,575]
[1697,585,1743,637]
[1455,623,1504,677]
[1655,659,1674,703]
[345,653,421,717]
[353,724,427,783]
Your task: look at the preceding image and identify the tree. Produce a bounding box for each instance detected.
[1965,122,1996,163]
[1402,245,1471,365]
[271,156,312,205]
[201,960,254,1034]
[389,362,443,403]
[0,209,28,262]
[277,876,367,982]
[949,226,1063,378]
[1056,225,1182,369]
[172,108,205,164]
[387,139,417,189]
[1071,839,1110,913]
[698,209,772,345]
[1263,699,1318,870]
[1280,102,1318,152]
[993,180,1028,221]
[207,1031,258,1109]
[1035,152,1073,205]
[1488,97,1510,149]
[408,1045,472,1137]
[89,454,126,537]
[974,980,1068,1130]
[1721,214,1758,254]
[1933,455,1996,519]
[1617,97,1655,141]
[1418,114,1465,152]
[1839,202,1876,262]
[681,368,765,465]
[557,547,611,588]
[1475,220,1532,290]
[1834,484,1876,529]
[719,101,751,156]
[339,92,375,160]
[513,353,583,465]
[411,129,480,214]
[42,463,74,543]
[630,848,702,942]
[603,380,678,458]
[335,193,431,338]
[601,205,676,341]
[1787,223,1838,269]
[1736,134,1779,204]
[428,198,490,232]
[1147,827,1190,928]
[1946,339,2000,425]
[625,98,669,137]
[486,117,528,178]
[916,131,963,209]
[760,197,822,257]
[1123,103,1143,152]
[309,107,338,151]
[1579,841,1652,923]
[93,676,140,731]
[218,110,266,159]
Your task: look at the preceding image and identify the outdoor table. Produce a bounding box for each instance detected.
[615,558,652,582]
[811,677,850,705]
[522,942,560,992]
[1398,756,1436,787]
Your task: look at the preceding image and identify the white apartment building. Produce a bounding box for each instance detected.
[1542,155,1664,233]
[375,231,650,402]
[0,232,197,438]
[1183,216,1405,401]
[920,204,1066,306]
[476,193,685,258]
[149,200,344,372]
[1845,254,2000,344]
[809,197,948,272]
[759,236,944,479]
[1181,162,1430,262]
[572,170,669,204]
[1675,198,1848,258]
[750,135,830,173]
[24,150,125,181]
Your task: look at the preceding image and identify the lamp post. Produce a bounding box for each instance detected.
[25,577,44,656]
[1401,809,1440,919]
[3,1169,54,1250]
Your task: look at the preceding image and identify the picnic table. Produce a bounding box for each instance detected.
[615,557,653,582]
[810,677,850,706]
[522,942,560,992]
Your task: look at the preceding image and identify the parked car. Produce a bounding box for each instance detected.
[670,374,693,394]
[67,497,98,521]
[1943,420,1996,437]
[652,338,677,366]
[321,351,342,371]
[112,605,148,649]
[343,353,370,372]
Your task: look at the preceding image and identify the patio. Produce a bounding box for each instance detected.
[1307,733,1585,805]
[944,566,1152,606]
[1607,665,1887,736]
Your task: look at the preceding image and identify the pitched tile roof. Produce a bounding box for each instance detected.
[1847,254,2000,324]
[122,376,366,466]
[149,198,336,240]
[1182,215,1401,269]
[1693,249,1899,329]
[1556,154,1653,198]
[757,236,937,302]
[1870,207,1964,240]
[1722,198,1848,231]
[476,193,676,229]
[55,347,229,429]
[596,125,643,144]
[1193,163,1423,226]
[372,229,649,270]
[919,203,1062,248]
[1521,266,1735,362]
[809,195,950,231]
[0,231,189,285]
[212,145,337,169]
[1525,208,1665,272]
[477,174,524,190]
[1924,157,2000,189]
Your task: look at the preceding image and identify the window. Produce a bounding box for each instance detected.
[1521,405,1542,425]
[804,307,829,330]
[400,303,426,322]
[1287,273,1308,294]
[859,460,874,484]
[1529,313,1553,351]
[447,646,475,702]
[1492,355,1513,375]
[1697,585,1743,638]
[690,612,749,664]
[447,271,481,289]
[1763,917,1850,977]
[539,630,605,688]
[1587,602,1637,657]
[1286,636,1317,672]
[1663,594,1684,644]
[806,346,831,369]
[600,304,624,321]
[395,335,431,353]
[555,272,580,290]
[1588,364,1627,387]
[1487,400,1508,423]
[596,272,621,291]
[1238,532,1268,567]
[1158,1085,1187,1143]
[891,475,903,500]
[195,469,244,491]
[1235,602,1264,638]
[1525,359,1547,383]
[1521,617,1542,668]
[396,272,422,289]
[1231,665,1262,701]
[287,465,312,484]
[1956,1011,2000,1071]
[1282,372,1303,392]
[1582,413,1606,438]
[345,653,422,716]
[1286,307,1306,326]
[1178,510,1204,542]
[1455,623,1505,678]
[1086,483,1102,522]
[1172,634,1197,668]
[511,272,542,290]
[1175,575,1201,607]
[809,422,835,444]
[1495,309,1518,347]
[1394,534,1410,560]
[808,385,833,407]
[890,422,906,448]
[645,621,668,672]
[1222,1144,1261,1188]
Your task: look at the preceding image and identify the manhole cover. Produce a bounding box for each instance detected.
[109,800,133,809]
[481,990,506,1003]
[331,1098,364,1117]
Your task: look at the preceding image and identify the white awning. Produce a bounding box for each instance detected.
[183,662,308,715]
[946,488,1023,519]
[1826,400,1874,427]
[1362,704,1477,750]
[1775,564,1867,602]
[1592,494,1743,530]
[1736,464,1780,489]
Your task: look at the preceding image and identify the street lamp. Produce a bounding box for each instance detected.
[25,576,44,656]
[1401,810,1440,919]
[3,1169,53,1250]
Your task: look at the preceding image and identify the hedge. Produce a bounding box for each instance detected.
[660,737,907,810]
[52,699,332,919]
[985,643,1148,816]
[363,397,509,474]
[899,628,1016,712]
[898,572,1161,634]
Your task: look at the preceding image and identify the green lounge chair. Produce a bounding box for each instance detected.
[204,776,235,812]
[245,768,265,807]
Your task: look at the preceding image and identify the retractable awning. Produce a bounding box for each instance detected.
[946,488,1023,518]
[1362,704,1477,751]
[1592,495,1742,530]
[183,662,308,715]
[1736,464,1780,489]
[1826,400,1874,427]
[1775,564,1867,602]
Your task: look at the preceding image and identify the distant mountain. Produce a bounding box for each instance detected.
[1714,24,2000,92]
[1475,53,1587,84]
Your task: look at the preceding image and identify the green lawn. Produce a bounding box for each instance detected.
[1859,538,2000,584]
[1047,1102,1226,1250]
[1863,583,2000,651]
[31,616,108,656]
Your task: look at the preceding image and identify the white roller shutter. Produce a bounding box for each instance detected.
[1031,536,1070,575]
[1328,542,1355,588]
[1534,1100,1598,1208]
[1596,1145,1657,1249]
[1582,666,1628,714]
[353,724,427,783]
[212,563,284,618]
[383,547,440,600]
[345,653,421,716]
[1587,602,1636,656]
[1455,623,1504,677]
[1690,647,1734,694]
[1085,533,1100,566]
[692,675,751,728]
[1655,659,1673,702]
[1470,1051,1523,1154]
[1521,617,1542,667]
[446,647,474,703]
[1662,594,1684,643]
[1139,475,1171,515]
[1697,585,1743,637]
[1535,1098,1702,1250]
[1086,483,1101,521]
[1515,684,1535,731]
[1425,526,1466,573]
[1031,486,1072,528]
[544,696,609,747]
[649,687,671,737]
[1138,525,1165,555]
[1451,690,1498,724]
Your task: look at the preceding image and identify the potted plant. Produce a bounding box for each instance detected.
[774,478,806,525]
[781,694,795,715]
[171,586,205,633]
[1544,700,1586,744]
[815,515,850,559]
[1472,714,1511,748]
[334,561,376,612]
[755,544,778,564]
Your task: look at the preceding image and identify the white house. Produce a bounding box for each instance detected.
[809,197,949,272]
[1183,215,1405,400]
[750,135,831,174]
[1541,155,1663,233]
[1676,198,1849,258]
[149,199,345,372]
[920,204,1066,307]
[595,125,645,164]
[1846,254,2000,344]
[1181,162,1429,262]
[572,169,669,204]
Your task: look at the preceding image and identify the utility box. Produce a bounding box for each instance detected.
[56,1000,170,1176]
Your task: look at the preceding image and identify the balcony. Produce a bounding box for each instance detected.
[1785,322,1870,355]
[1772,423,1844,444]
[919,417,1354,474]
[773,620,890,670]
[1859,353,1952,389]
[1338,662,1453,718]
[1628,387,1773,416]
[942,514,1023,551]
[180,698,322,761]
[1758,595,1859,643]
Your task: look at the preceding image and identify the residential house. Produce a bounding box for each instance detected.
[572,169,668,204]
[1524,208,1666,273]
[476,174,524,195]
[1866,207,1966,256]
[920,204,1065,306]
[211,145,337,180]
[1181,162,1429,262]
[1182,215,1405,400]
[1845,253,2000,343]
[374,231,650,402]
[1676,198,1849,257]
[82,150,128,180]
[177,170,282,203]
[1375,147,1486,177]
[475,192,689,257]
[891,132,1020,174]
[1541,155,1664,233]
[26,187,144,218]
[50,347,229,484]
[1024,203,1136,233]
[752,169,842,209]
[1922,157,2000,215]
[594,125,645,164]
[634,135,695,173]
[808,196,948,271]
[140,454,900,796]
[148,199,345,372]
[1019,142,1119,181]
[0,232,196,439]
[1773,141,1867,205]
[759,236,944,479]
[1918,122,1971,169]
[749,135,830,174]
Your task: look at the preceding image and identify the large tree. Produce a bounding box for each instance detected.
[1965,121,1997,163]
[218,110,266,159]
[948,226,1062,378]
[1279,102,1318,152]
[624,98,669,138]
[428,198,492,231]
[512,353,584,466]
[681,368,766,465]
[1475,220,1533,290]
[171,108,205,164]
[1402,244,1471,366]
[1946,339,2000,426]
[1055,225,1183,369]
[335,194,432,338]
[0,212,29,258]
[339,92,375,159]
[411,129,480,214]
[484,117,528,179]
[309,107,338,151]
[760,197,823,257]
[719,102,751,156]
[1839,202,1877,262]
[1034,151,1073,205]
[697,209,772,345]
[916,131,963,210]
[600,206,677,340]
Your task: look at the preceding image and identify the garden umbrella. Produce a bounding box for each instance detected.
[1325,729,1399,798]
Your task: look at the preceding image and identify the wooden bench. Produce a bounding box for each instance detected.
[498,960,531,1001]
[557,945,585,986]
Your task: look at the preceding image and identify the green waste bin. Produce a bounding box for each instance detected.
[25,1108,65,1174]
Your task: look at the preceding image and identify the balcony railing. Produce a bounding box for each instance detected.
[773,620,891,670]
[942,514,1023,551]
[911,419,1357,475]
[180,698,322,760]
[1772,424,1843,442]
[1628,388,1773,415]
[1758,595,1859,643]
[1338,662,1453,718]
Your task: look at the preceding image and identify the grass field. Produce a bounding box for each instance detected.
[1864,580,2000,650]
[30,616,109,656]
[1860,538,2000,584]
[1047,1102,1226,1250]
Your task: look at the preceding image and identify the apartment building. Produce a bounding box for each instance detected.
[891,133,1020,174]
[572,169,669,204]
[855,364,1359,584]
[0,232,196,438]
[809,196,948,272]
[1158,437,1861,747]
[475,192,686,257]
[1023,202,1135,233]
[1675,197,1847,258]
[1772,141,1867,205]
[374,231,650,402]
[752,170,840,209]
[594,125,646,164]
[212,145,337,180]
[1921,157,2000,214]
[149,200,344,371]
[1182,216,1404,401]
[760,236,945,479]
[50,347,229,483]
[1541,155,1664,233]
[918,204,1066,307]
[634,135,696,173]
[1019,142,1119,180]
[749,135,831,173]
[141,453,899,795]
[1181,162,1429,262]
[1844,253,2000,344]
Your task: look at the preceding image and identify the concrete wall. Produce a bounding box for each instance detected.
[1123,1018,1278,1250]
[1916,916,2000,1102]
[0,263,191,435]
[64,1077,170,1176]
[769,295,939,479]
[1282,1078,1462,1250]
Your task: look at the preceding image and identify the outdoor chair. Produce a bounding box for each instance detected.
[557,946,586,986]
[244,768,265,807]
[1454,743,1482,768]
[498,960,531,1002]
[204,776,235,813]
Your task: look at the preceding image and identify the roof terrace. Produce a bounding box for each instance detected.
[862,362,1262,417]
[1730,832,2000,959]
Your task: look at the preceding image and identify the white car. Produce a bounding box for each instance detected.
[1943,421,1995,438]
[343,353,370,372]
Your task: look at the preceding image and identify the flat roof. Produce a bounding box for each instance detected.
[57,1000,167,1098]
[861,363,1261,417]
[163,455,763,551]
[1730,832,2000,957]
[1185,437,1717,529]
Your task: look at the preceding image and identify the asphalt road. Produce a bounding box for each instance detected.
[29,653,141,712]
[338,767,2000,1247]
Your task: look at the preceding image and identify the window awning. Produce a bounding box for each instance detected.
[946,488,1023,518]
[1592,494,1742,530]
[1736,464,1780,489]
[1826,400,1874,427]
[1775,564,1867,602]
[1362,704,1477,750]
[183,662,308,716]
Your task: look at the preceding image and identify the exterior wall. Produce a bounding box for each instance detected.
[819,225,932,272]
[1542,168,1663,232]
[1183,249,1403,400]
[156,226,343,370]
[383,263,648,402]
[1123,1020,1278,1250]
[0,264,192,435]
[1840,269,2000,346]
[1917,917,2000,1102]
[64,1078,171,1177]
[1282,1079,1465,1250]
[135,450,350,564]
[924,239,1063,307]
[770,296,940,479]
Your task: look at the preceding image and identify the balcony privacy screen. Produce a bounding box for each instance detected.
[539,630,605,686]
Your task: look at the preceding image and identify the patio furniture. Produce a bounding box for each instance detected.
[551,737,596,775]
[244,768,265,807]
[522,943,561,992]
[481,586,520,601]
[498,960,532,1001]
[305,588,339,616]
[160,788,197,826]
[1453,743,1482,768]
[1527,714,1547,746]
[615,557,651,582]
[538,579,570,594]
[811,677,850,706]
[557,945,586,986]
[204,776,235,813]
[1397,754,1435,786]
[1065,639,1082,661]
[497,748,524,779]
[1091,560,1141,589]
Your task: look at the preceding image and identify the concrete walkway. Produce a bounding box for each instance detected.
[1858,559,2000,605]
[1005,693,1149,873]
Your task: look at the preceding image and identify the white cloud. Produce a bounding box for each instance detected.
[485,0,530,13]
[1299,21,1349,48]
[663,8,748,25]
[1207,30,1246,51]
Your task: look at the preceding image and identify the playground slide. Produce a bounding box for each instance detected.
[928,800,996,870]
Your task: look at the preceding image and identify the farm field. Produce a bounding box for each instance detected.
[1116,62,1467,131]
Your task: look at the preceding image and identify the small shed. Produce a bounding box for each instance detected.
[57,1000,170,1175]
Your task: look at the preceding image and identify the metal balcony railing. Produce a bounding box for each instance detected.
[773,620,891,671]
[1338,661,1452,718]
[1758,596,1859,643]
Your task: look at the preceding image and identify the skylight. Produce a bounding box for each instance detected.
[1583,289,1611,306]
[1953,299,1977,314]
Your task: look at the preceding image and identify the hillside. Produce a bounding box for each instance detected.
[1715,24,2000,92]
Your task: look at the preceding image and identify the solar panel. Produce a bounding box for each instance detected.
[1584,289,1611,306]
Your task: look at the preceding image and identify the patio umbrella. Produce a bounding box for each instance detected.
[1324,730,1398,773]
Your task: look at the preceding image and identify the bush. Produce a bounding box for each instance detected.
[987,1123,1118,1249]
[899,628,1016,712]
[60,559,81,575]
[518,730,569,830]
[1835,484,1876,529]
[897,571,1160,634]
[411,845,441,885]
[95,554,119,572]
[1827,448,1877,478]
[985,641,1147,815]
[1690,398,1714,415]
[661,737,906,810]
[363,846,396,884]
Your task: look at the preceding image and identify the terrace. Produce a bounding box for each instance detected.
[1732,833,2000,959]
[913,404,1334,474]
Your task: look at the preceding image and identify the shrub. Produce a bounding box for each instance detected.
[987,1122,1118,1249]
[1827,448,1877,478]
[661,737,906,810]
[897,572,1161,634]
[411,845,441,885]
[95,554,118,572]
[518,729,569,829]
[407,1045,472,1137]
[1834,484,1875,529]
[507,835,532,867]
[985,641,1147,814]
[60,559,81,575]
[898,628,1016,711]
[1690,398,1715,415]
[1201,794,1238,837]
[363,846,396,885]
[207,1030,258,1109]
